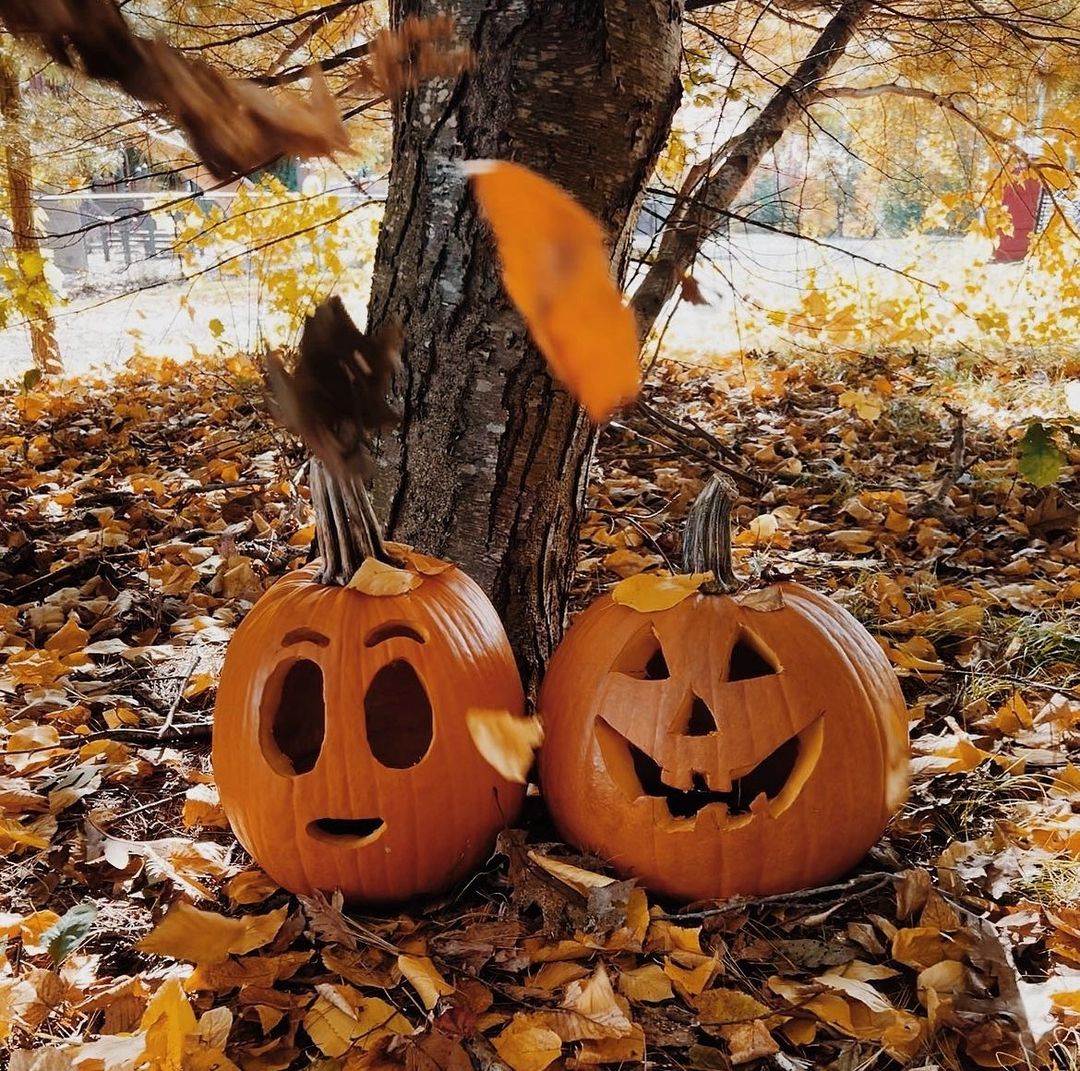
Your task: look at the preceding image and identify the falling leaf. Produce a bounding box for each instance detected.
[135,902,288,964]
[465,159,640,422]
[610,572,711,612]
[347,557,423,595]
[1019,421,1065,487]
[466,710,543,783]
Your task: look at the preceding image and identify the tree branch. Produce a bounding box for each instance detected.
[631,0,873,332]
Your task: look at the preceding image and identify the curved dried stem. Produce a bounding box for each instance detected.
[682,474,739,595]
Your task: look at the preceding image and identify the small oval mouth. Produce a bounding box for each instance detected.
[307,817,386,846]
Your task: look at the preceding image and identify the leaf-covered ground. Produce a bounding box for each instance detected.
[2,350,1080,1070]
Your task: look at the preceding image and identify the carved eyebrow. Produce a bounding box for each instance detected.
[365,623,427,647]
[281,628,330,647]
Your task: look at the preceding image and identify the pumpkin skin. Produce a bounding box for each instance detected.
[538,582,909,902]
[213,561,526,904]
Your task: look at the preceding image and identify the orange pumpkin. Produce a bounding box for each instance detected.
[213,552,527,904]
[538,476,909,902]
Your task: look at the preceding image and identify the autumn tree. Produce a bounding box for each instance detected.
[5,0,1080,686]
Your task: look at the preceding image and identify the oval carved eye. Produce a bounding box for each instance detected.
[365,660,433,768]
[261,658,326,775]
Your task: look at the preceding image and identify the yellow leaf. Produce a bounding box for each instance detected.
[693,988,770,1024]
[645,916,703,954]
[225,869,280,906]
[44,614,89,657]
[346,557,422,596]
[135,902,287,963]
[664,953,720,997]
[140,978,197,1071]
[466,710,543,783]
[716,1020,779,1065]
[575,1024,646,1065]
[493,1014,563,1071]
[465,159,640,423]
[181,785,228,829]
[304,985,410,1058]
[397,954,454,1010]
[527,852,614,896]
[610,572,710,613]
[543,964,636,1041]
[617,964,674,1004]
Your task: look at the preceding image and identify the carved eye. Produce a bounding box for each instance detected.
[262,658,326,775]
[365,660,434,768]
[727,631,779,681]
[614,627,670,680]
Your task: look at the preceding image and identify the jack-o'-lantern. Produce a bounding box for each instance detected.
[213,299,528,904]
[539,476,909,902]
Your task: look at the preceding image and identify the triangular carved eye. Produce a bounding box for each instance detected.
[614,627,670,681]
[728,631,778,681]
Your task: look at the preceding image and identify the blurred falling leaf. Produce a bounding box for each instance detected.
[466,709,543,783]
[465,159,640,422]
[1019,421,1065,487]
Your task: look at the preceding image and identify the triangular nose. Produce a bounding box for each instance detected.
[685,694,717,736]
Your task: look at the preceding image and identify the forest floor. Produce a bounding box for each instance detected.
[2,347,1080,1070]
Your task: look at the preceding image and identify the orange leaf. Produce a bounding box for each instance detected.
[465,160,640,422]
[466,709,543,783]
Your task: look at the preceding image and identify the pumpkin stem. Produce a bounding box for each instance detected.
[682,474,739,594]
[310,459,393,584]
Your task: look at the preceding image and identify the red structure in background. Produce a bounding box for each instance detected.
[993,178,1043,262]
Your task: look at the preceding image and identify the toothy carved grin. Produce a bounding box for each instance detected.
[596,714,825,824]
[307,817,386,845]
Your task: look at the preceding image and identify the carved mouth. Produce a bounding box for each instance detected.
[307,817,386,845]
[596,714,825,826]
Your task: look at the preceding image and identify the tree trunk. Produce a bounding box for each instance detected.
[0,50,61,374]
[364,0,682,691]
[631,0,871,331]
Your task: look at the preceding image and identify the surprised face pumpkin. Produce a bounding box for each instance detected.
[213,563,526,905]
[538,583,909,902]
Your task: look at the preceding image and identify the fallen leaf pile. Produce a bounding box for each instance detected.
[2,347,1080,1068]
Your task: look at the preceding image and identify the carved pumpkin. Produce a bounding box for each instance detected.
[213,299,528,904]
[213,552,527,903]
[538,476,909,902]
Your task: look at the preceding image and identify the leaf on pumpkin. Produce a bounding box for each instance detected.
[347,557,422,595]
[397,954,454,1010]
[135,902,287,964]
[610,572,711,613]
[735,586,785,612]
[466,710,543,783]
[464,159,640,422]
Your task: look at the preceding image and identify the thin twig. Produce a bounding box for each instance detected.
[158,656,198,738]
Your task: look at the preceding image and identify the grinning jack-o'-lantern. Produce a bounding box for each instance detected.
[539,476,909,902]
[213,552,527,905]
[213,298,528,905]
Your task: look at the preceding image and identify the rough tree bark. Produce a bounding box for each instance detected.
[631,0,872,331]
[0,50,61,374]
[364,0,683,690]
